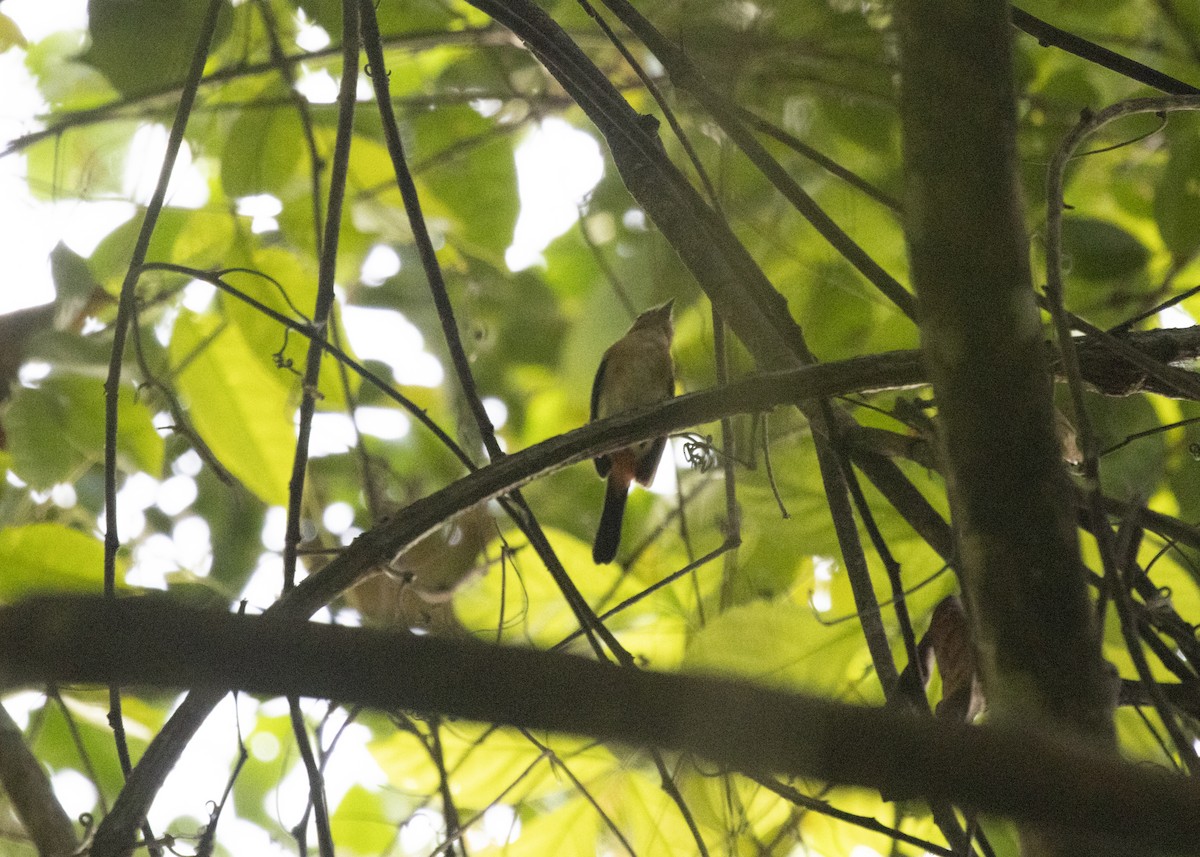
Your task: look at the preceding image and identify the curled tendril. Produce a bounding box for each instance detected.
[682,433,717,473]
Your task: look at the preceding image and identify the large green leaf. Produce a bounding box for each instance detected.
[0,523,124,599]
[477,797,599,857]
[221,106,306,199]
[1060,215,1150,280]
[1154,133,1200,261]
[412,104,519,262]
[6,374,164,488]
[683,600,867,695]
[82,0,232,97]
[169,309,294,505]
[217,248,355,410]
[331,784,394,855]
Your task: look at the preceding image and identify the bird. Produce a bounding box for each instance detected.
[590,299,676,564]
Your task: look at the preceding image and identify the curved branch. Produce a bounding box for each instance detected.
[5,595,1200,854]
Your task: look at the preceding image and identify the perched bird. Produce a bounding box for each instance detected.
[590,300,676,564]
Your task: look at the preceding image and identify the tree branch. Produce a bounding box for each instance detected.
[4,595,1200,853]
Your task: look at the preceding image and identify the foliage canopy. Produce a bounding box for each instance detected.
[2,0,1200,854]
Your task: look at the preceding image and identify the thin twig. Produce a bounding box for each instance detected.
[100,5,225,855]
[252,0,326,244]
[1011,7,1200,95]
[281,0,360,593]
[712,310,742,611]
[1045,95,1200,648]
[1108,512,1200,774]
[594,0,918,321]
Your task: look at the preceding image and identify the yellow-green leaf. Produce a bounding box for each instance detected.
[0,524,124,600]
[171,309,293,505]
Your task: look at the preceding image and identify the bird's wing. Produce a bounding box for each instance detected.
[591,352,611,477]
[590,352,608,422]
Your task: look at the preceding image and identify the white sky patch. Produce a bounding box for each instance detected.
[305,411,357,456]
[181,278,217,313]
[295,67,339,104]
[147,692,259,833]
[122,124,209,208]
[157,474,198,515]
[236,193,282,233]
[811,554,836,613]
[294,17,331,52]
[360,243,401,285]
[261,506,288,552]
[18,360,51,386]
[342,304,444,386]
[482,396,508,430]
[119,472,160,510]
[399,809,444,854]
[355,73,374,102]
[240,552,288,610]
[1,691,46,730]
[355,405,411,440]
[471,98,504,118]
[173,448,203,477]
[323,501,355,535]
[104,502,146,542]
[478,804,520,849]
[50,482,76,508]
[172,515,212,575]
[506,118,604,271]
[268,702,382,829]
[128,533,176,589]
[317,717,387,800]
[622,208,647,230]
[51,769,99,818]
[1159,304,1196,329]
[4,0,87,41]
[0,150,59,313]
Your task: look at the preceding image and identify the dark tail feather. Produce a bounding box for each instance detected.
[593,476,629,564]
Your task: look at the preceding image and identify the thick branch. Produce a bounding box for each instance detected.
[897,0,1114,747]
[3,595,1200,853]
[0,704,78,857]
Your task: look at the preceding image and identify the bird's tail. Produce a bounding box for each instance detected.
[592,475,629,564]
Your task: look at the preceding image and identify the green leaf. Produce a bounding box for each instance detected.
[453,526,645,649]
[478,797,598,857]
[34,692,150,799]
[221,107,305,199]
[218,249,355,410]
[371,724,617,809]
[1060,215,1149,280]
[683,600,865,695]
[24,30,116,111]
[0,12,28,51]
[89,208,234,295]
[331,785,394,854]
[413,105,519,261]
[24,120,132,201]
[82,0,232,97]
[0,523,123,598]
[799,786,897,857]
[609,770,716,856]
[1154,134,1200,260]
[50,242,103,324]
[170,309,294,505]
[6,375,164,488]
[299,0,455,41]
